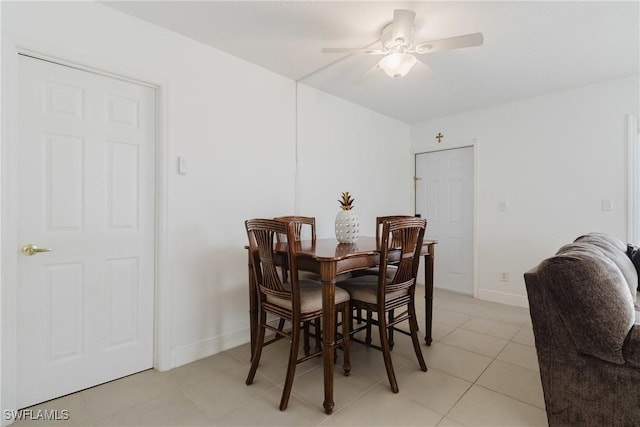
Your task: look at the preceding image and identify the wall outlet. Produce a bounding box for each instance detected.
[500,272,509,282]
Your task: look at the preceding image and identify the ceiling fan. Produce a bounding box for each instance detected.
[321,9,483,79]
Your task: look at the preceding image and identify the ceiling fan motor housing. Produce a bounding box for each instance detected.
[381,21,414,51]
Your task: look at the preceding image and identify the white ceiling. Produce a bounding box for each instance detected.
[104,1,639,124]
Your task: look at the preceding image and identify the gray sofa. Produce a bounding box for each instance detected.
[524,233,640,426]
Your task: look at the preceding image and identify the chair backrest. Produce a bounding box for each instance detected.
[246,218,302,309]
[375,215,415,247]
[274,216,316,243]
[378,218,427,297]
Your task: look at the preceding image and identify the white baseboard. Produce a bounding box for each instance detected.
[478,289,529,308]
[169,319,283,369]
[170,328,250,368]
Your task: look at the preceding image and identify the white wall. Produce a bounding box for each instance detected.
[2,0,297,370]
[296,84,411,237]
[1,0,411,399]
[411,75,640,306]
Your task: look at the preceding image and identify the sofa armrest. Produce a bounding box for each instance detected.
[623,324,640,368]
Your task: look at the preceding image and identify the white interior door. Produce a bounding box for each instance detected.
[415,147,474,295]
[16,54,156,408]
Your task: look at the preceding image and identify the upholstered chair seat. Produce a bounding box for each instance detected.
[338,275,407,304]
[267,282,350,312]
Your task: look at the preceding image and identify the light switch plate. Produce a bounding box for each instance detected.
[177,156,187,175]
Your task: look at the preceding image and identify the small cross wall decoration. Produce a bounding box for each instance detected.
[436,132,444,143]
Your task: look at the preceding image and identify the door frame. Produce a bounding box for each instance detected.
[413,141,479,298]
[1,40,171,418]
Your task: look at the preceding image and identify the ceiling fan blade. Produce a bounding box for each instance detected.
[413,32,484,54]
[353,62,382,85]
[392,9,416,46]
[412,60,432,78]
[321,47,387,55]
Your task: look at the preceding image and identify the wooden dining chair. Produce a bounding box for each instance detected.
[273,215,321,354]
[273,216,316,282]
[352,215,414,279]
[274,215,352,282]
[274,215,316,243]
[245,218,351,411]
[352,215,415,326]
[273,215,353,355]
[339,217,427,393]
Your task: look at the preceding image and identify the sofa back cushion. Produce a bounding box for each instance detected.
[538,244,635,364]
[574,233,638,303]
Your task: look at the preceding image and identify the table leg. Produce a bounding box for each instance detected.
[247,249,257,360]
[424,243,435,345]
[321,264,336,415]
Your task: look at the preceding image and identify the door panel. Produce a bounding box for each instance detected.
[108,142,140,228]
[416,147,474,294]
[16,55,156,408]
[46,262,84,361]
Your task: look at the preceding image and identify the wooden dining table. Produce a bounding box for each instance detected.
[246,236,437,414]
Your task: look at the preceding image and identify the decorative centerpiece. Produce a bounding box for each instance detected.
[335,191,359,243]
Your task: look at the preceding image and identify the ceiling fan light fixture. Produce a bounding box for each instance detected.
[377,53,417,79]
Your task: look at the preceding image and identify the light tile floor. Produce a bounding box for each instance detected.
[13,288,548,426]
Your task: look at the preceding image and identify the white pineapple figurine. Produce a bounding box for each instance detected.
[335,191,359,243]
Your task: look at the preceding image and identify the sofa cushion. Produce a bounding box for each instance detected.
[573,233,638,303]
[538,244,636,364]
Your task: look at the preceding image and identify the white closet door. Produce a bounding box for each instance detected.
[416,147,474,294]
[16,54,156,408]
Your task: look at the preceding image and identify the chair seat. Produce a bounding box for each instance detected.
[339,275,408,305]
[267,280,350,313]
[358,265,397,279]
[300,271,353,282]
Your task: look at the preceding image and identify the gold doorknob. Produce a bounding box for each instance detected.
[21,244,53,256]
